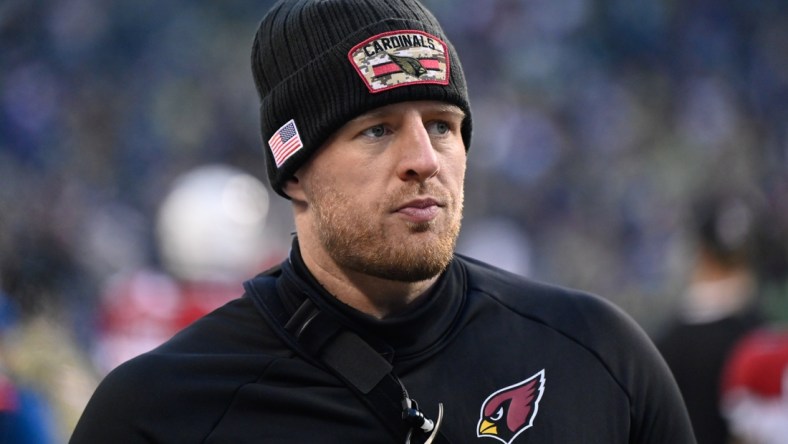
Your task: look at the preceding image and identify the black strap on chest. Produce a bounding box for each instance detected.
[244,272,450,444]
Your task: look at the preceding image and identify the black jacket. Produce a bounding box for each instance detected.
[71,248,695,443]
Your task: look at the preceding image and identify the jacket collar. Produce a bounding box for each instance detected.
[276,237,467,361]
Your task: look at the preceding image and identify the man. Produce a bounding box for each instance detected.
[657,193,764,444]
[71,0,695,442]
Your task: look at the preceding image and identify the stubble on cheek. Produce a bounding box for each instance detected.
[306,178,463,282]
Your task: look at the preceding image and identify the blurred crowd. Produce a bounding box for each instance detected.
[2,0,788,442]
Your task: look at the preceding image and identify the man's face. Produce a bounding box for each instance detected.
[296,100,467,282]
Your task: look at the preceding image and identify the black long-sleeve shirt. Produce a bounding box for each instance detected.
[71,248,695,443]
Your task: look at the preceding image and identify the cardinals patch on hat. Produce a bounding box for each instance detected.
[348,30,450,93]
[477,370,545,444]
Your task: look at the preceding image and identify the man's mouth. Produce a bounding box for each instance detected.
[395,198,442,223]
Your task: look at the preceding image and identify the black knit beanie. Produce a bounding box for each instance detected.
[251,0,472,198]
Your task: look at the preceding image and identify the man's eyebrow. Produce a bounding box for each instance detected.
[432,104,466,119]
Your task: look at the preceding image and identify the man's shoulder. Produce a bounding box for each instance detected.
[458,255,622,320]
[71,296,288,442]
[159,295,287,355]
[457,254,648,352]
[100,295,285,390]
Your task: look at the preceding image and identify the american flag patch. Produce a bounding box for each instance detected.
[268,119,303,167]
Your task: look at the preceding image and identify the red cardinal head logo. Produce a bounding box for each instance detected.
[477,370,546,444]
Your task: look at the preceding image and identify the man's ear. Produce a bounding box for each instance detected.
[282,174,307,203]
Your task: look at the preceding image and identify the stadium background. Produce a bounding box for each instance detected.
[1,0,787,441]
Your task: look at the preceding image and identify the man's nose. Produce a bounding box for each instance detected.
[395,118,440,182]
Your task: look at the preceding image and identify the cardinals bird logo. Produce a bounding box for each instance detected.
[477,370,546,444]
[387,52,427,78]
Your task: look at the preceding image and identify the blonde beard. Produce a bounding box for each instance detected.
[307,181,463,283]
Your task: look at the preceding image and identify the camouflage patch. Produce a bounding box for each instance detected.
[348,30,450,93]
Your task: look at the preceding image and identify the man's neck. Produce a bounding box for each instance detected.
[297,240,439,319]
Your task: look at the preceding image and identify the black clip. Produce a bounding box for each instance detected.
[402,399,435,433]
[402,399,444,444]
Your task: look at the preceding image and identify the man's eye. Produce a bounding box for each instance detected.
[429,121,451,135]
[361,125,387,138]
